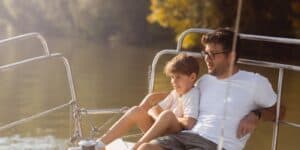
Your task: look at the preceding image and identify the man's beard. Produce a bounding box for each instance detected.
[209,69,217,76]
[209,66,227,77]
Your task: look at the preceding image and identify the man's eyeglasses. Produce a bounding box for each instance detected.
[200,51,226,60]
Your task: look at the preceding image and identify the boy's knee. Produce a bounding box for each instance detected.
[160,110,175,119]
[127,106,146,120]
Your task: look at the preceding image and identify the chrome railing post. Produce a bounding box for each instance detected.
[60,56,82,140]
[176,28,212,51]
[271,68,284,150]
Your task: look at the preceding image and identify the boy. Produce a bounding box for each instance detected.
[133,53,200,149]
[96,54,200,150]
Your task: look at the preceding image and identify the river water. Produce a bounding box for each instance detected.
[0,36,299,150]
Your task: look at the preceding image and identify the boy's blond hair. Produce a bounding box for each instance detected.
[164,53,199,77]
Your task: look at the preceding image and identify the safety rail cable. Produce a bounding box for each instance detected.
[0,100,74,132]
[74,106,130,139]
[281,121,300,128]
[148,49,300,149]
[80,107,143,140]
[0,53,60,70]
[79,107,130,115]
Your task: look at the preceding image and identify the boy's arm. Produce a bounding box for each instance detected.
[139,92,169,111]
[179,88,199,130]
[177,117,197,130]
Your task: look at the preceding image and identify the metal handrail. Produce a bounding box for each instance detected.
[176,28,300,51]
[0,33,82,142]
[0,32,50,56]
[0,53,82,140]
[0,53,78,108]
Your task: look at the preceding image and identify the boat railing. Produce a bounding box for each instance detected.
[0,33,83,142]
[0,52,82,138]
[0,32,50,56]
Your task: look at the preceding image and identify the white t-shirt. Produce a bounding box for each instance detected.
[190,70,277,150]
[158,87,200,119]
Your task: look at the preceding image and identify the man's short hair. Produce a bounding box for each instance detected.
[201,27,240,62]
[164,53,199,77]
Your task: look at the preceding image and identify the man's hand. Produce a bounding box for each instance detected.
[237,112,260,139]
[236,104,286,139]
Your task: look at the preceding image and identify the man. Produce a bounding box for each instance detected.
[137,28,284,150]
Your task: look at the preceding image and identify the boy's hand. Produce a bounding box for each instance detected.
[177,117,197,130]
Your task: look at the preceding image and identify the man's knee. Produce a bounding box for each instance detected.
[138,143,162,150]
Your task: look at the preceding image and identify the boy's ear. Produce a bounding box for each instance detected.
[190,73,197,81]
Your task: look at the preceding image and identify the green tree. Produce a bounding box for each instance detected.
[148,0,297,48]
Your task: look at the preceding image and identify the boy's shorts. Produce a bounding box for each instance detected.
[152,131,223,150]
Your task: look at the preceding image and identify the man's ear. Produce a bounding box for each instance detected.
[228,50,236,63]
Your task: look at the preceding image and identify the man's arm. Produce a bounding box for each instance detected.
[237,103,286,138]
[260,103,286,121]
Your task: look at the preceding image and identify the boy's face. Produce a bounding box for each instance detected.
[169,72,196,95]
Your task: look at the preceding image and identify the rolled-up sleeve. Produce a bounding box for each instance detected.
[159,90,175,110]
[254,74,277,108]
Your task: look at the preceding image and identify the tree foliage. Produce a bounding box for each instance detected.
[0,0,171,45]
[148,0,300,48]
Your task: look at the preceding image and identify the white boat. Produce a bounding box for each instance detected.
[0,28,300,149]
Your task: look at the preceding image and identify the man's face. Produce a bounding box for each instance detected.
[169,73,196,95]
[203,43,232,77]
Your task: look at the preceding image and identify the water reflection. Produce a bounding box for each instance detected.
[0,135,67,149]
